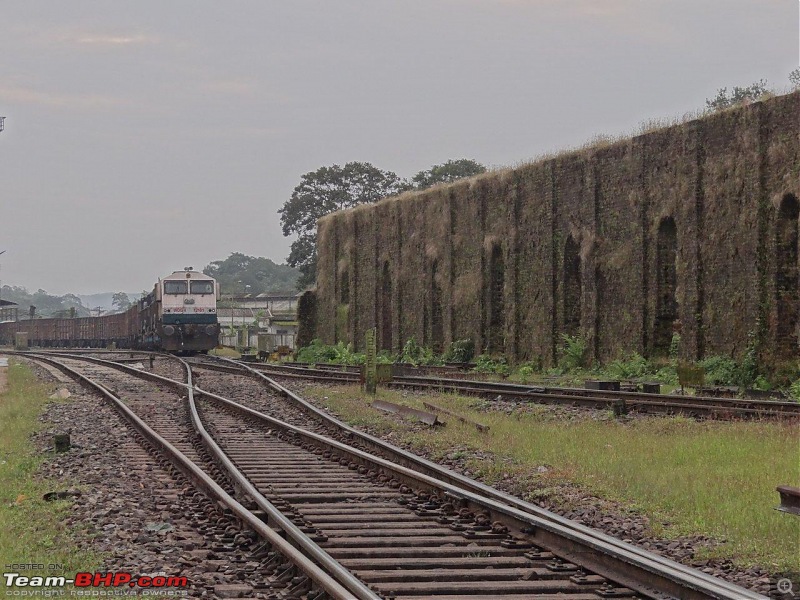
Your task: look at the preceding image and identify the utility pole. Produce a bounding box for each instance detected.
[0,250,5,301]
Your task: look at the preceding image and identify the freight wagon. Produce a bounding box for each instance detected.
[0,268,220,354]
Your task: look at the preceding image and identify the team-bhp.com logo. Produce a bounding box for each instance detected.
[4,572,187,590]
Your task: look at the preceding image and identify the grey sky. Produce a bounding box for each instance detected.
[1,1,797,295]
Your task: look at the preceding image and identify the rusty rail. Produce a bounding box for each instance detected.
[21,351,769,599]
[206,355,766,600]
[13,352,373,600]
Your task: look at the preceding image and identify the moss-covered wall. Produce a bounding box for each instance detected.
[310,92,800,364]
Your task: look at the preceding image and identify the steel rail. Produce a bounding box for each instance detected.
[12,352,365,600]
[208,355,766,600]
[177,356,381,600]
[390,375,800,413]
[28,350,767,599]
[220,359,798,419]
[190,383,761,600]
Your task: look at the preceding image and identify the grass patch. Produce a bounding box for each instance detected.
[0,362,99,588]
[310,384,800,572]
[208,347,241,358]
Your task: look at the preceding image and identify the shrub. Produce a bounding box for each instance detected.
[473,354,510,376]
[295,339,339,364]
[444,338,475,363]
[705,80,769,111]
[605,352,652,380]
[517,364,536,383]
[377,350,395,364]
[398,337,440,366]
[557,334,588,371]
[333,341,365,365]
[295,339,364,365]
[790,379,800,401]
[698,356,739,386]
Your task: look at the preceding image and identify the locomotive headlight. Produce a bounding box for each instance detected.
[205,325,217,336]
[163,325,176,336]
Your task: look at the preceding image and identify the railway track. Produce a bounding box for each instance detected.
[15,351,375,599]
[211,359,800,420]
[11,349,770,599]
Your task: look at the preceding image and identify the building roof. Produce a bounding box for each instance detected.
[0,299,18,307]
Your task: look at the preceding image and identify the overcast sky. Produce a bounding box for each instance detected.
[1,1,797,295]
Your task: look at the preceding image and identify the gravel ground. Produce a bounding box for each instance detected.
[21,359,311,598]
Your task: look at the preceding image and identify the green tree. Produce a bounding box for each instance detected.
[279,162,410,289]
[412,159,486,190]
[203,252,300,294]
[111,292,131,313]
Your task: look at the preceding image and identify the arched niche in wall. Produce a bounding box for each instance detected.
[430,259,444,353]
[487,244,505,353]
[340,268,350,305]
[335,266,351,344]
[380,261,393,351]
[776,193,799,354]
[563,235,582,337]
[654,217,678,354]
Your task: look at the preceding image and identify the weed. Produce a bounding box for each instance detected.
[605,352,651,379]
[516,364,536,383]
[557,334,588,370]
[669,333,682,360]
[399,337,441,366]
[473,354,510,376]
[295,339,365,365]
[444,338,475,363]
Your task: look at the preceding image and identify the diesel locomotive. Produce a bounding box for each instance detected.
[0,268,221,354]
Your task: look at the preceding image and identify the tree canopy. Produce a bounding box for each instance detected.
[0,285,89,318]
[111,292,131,313]
[412,159,486,190]
[203,252,300,294]
[279,159,487,288]
[279,162,410,289]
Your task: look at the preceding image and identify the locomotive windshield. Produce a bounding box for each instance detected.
[190,281,214,295]
[164,281,188,295]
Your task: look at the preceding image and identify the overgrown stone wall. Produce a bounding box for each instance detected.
[309,91,800,365]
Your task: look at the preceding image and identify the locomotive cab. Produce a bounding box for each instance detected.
[156,267,220,353]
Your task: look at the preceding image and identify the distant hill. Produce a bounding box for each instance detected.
[78,292,142,313]
[1,285,90,318]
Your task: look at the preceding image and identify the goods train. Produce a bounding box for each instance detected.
[0,268,220,353]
